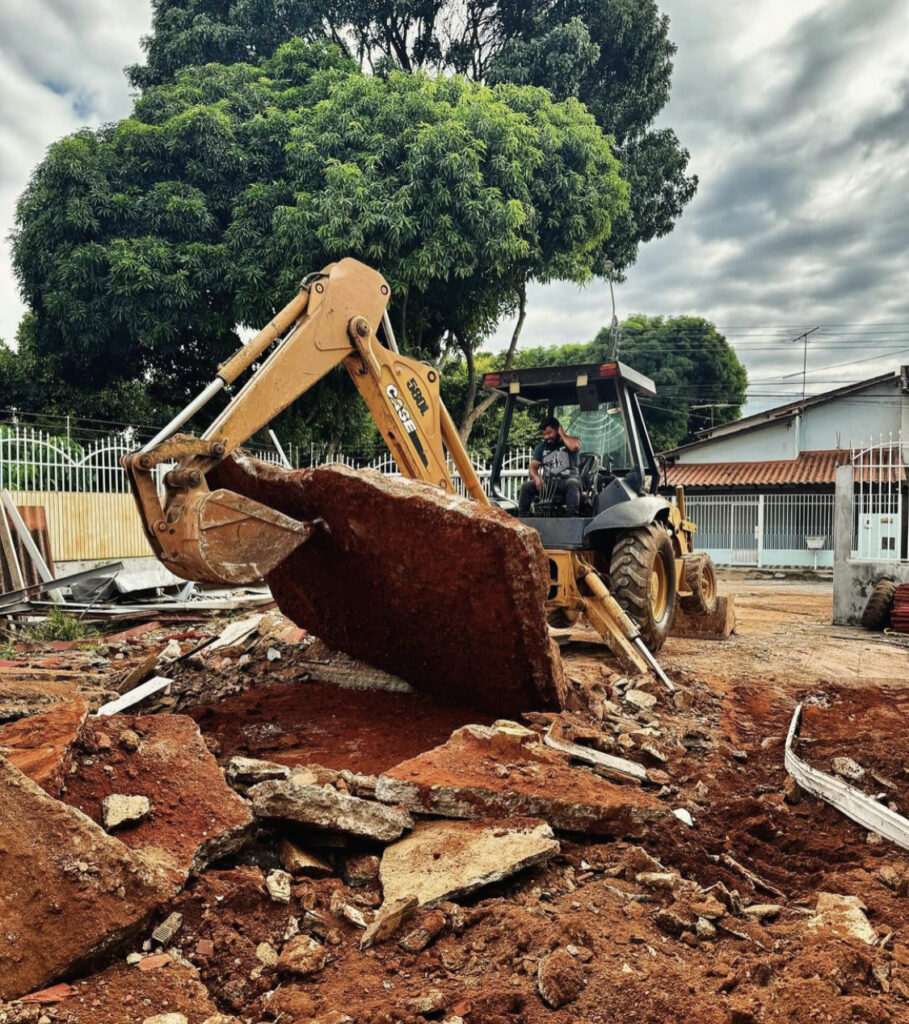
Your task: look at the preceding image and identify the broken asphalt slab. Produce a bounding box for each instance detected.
[0,756,178,1001]
[63,714,253,878]
[0,697,88,796]
[376,724,670,836]
[207,457,567,715]
[379,818,559,908]
[249,777,412,842]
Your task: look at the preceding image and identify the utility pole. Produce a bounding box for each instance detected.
[604,262,621,360]
[791,327,820,403]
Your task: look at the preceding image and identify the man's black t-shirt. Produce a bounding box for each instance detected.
[532,439,579,478]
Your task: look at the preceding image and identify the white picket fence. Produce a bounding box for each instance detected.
[0,424,295,493]
[307,444,537,502]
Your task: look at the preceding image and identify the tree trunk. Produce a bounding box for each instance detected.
[458,283,527,445]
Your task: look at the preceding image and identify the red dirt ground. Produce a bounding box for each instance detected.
[187,680,497,776]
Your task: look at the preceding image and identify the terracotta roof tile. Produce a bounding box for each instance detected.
[665,450,851,488]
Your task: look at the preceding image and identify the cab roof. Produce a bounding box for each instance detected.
[482,361,656,403]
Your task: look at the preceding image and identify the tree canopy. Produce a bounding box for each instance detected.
[11,41,627,445]
[128,0,696,271]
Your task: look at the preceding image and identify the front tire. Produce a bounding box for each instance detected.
[680,553,719,615]
[609,523,678,651]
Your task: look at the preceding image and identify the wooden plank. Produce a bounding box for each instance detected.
[0,509,24,592]
[6,492,153,562]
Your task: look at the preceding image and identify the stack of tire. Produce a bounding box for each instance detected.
[860,579,899,631]
[890,584,909,634]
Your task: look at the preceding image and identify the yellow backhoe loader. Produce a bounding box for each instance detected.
[122,258,719,709]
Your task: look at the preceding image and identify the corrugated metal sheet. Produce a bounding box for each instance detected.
[8,492,152,561]
[665,450,851,488]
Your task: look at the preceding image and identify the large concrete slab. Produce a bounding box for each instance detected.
[376,723,670,836]
[0,756,177,1000]
[208,457,567,715]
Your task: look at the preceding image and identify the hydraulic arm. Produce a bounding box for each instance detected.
[122,258,488,585]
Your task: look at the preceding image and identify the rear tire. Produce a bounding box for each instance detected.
[680,553,719,615]
[609,523,678,652]
[860,580,898,630]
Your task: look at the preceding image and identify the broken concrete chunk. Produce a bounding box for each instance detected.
[103,794,151,831]
[143,1015,188,1024]
[636,871,678,891]
[360,895,419,949]
[250,778,412,842]
[151,912,183,948]
[742,903,782,922]
[278,934,329,976]
[380,818,559,908]
[537,949,586,1008]
[0,698,88,797]
[278,837,333,877]
[807,892,877,945]
[377,725,669,836]
[63,714,253,878]
[399,910,447,953]
[832,757,865,782]
[266,868,293,904]
[344,853,381,887]
[226,755,291,788]
[255,941,279,967]
[624,689,658,711]
[0,756,178,1001]
[408,990,448,1015]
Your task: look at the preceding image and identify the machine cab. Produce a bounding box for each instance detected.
[483,362,662,545]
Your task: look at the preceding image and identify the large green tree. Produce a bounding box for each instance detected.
[13,42,627,446]
[128,0,696,271]
[595,315,748,451]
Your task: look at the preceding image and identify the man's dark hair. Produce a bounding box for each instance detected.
[540,416,560,431]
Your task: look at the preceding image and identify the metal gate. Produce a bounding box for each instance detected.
[730,497,760,565]
[685,494,760,566]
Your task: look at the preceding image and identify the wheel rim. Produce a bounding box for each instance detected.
[701,565,715,602]
[651,556,669,621]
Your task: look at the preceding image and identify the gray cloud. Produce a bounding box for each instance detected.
[496,0,909,413]
[0,0,149,349]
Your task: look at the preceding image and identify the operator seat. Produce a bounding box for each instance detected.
[577,451,602,514]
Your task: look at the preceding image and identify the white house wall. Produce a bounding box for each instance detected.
[800,379,903,450]
[675,379,904,464]
[678,421,799,463]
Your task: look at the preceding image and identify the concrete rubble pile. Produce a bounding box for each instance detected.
[2,575,909,1023]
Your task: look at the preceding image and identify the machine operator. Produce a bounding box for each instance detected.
[518,417,582,516]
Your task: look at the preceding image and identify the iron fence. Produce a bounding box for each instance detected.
[850,433,907,562]
[0,424,294,493]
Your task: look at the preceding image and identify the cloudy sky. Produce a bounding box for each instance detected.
[1,0,907,415]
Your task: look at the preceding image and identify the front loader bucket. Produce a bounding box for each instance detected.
[207,454,567,715]
[164,487,313,586]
